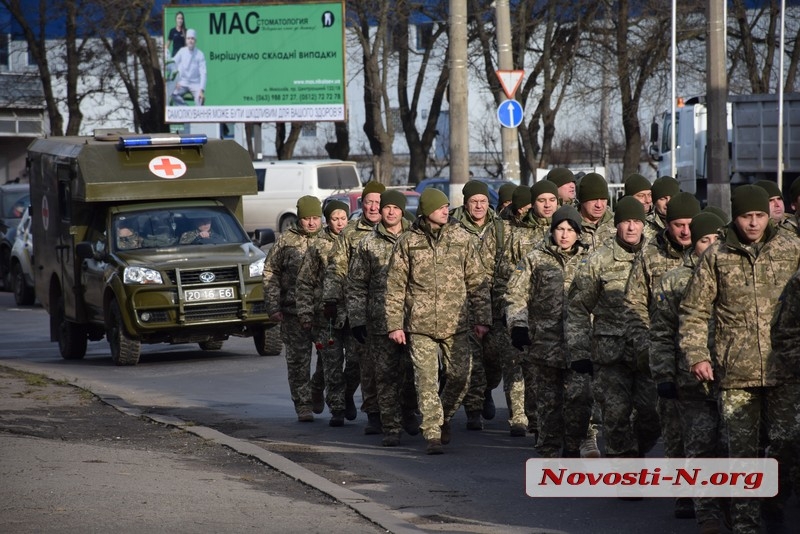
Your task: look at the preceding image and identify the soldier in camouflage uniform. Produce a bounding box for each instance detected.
[650,211,725,534]
[322,180,386,430]
[679,185,800,533]
[385,188,492,455]
[646,176,680,239]
[779,179,800,236]
[624,191,701,518]
[567,197,661,459]
[450,180,506,432]
[295,200,350,426]
[576,173,616,250]
[754,179,799,240]
[547,167,579,208]
[262,196,323,422]
[347,190,418,446]
[623,174,656,242]
[496,182,516,218]
[506,206,593,457]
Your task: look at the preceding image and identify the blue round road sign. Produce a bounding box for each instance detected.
[497,99,524,128]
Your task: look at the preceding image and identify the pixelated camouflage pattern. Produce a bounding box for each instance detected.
[625,230,691,357]
[679,224,800,389]
[280,313,316,413]
[295,226,339,325]
[321,217,378,307]
[772,268,800,379]
[775,212,799,238]
[346,220,410,333]
[371,333,417,434]
[262,224,320,316]
[507,238,590,368]
[579,209,616,251]
[385,218,492,338]
[408,332,472,440]
[462,329,504,412]
[531,364,593,456]
[566,236,642,366]
[678,398,723,524]
[645,212,666,242]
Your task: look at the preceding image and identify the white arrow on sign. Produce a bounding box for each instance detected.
[496,70,524,99]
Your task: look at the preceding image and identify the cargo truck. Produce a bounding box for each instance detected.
[648,93,800,203]
[28,130,277,365]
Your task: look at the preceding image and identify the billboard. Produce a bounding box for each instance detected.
[164,2,346,123]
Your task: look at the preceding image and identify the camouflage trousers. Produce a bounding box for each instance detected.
[678,398,723,525]
[720,385,800,534]
[502,346,527,428]
[370,333,418,434]
[592,362,660,457]
[408,332,472,441]
[313,318,345,412]
[343,330,365,409]
[462,324,504,412]
[280,313,316,414]
[522,360,538,432]
[355,332,379,417]
[528,362,593,457]
[657,397,684,458]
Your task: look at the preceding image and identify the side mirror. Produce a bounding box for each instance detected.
[253,228,276,248]
[649,119,659,144]
[75,242,95,260]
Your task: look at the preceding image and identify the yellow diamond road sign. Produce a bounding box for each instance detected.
[496,70,525,99]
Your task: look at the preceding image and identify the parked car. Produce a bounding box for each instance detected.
[10,205,35,305]
[413,177,508,208]
[341,189,421,220]
[0,182,30,290]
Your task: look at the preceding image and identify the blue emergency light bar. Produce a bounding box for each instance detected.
[117,134,208,149]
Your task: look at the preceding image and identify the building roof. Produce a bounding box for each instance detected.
[0,73,44,109]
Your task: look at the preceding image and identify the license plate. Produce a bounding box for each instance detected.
[184,287,235,302]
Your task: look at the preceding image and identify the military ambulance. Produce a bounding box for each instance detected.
[28,130,276,365]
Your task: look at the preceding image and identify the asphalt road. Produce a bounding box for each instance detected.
[1,291,797,534]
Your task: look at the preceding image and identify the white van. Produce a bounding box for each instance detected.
[243,160,361,233]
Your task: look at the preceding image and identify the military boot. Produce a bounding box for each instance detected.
[382,431,401,447]
[311,388,325,415]
[364,412,382,435]
[440,420,452,444]
[344,393,358,421]
[426,438,443,455]
[466,410,483,431]
[482,390,496,420]
[329,410,345,427]
[401,411,420,436]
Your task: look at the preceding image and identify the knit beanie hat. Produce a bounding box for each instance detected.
[651,176,680,200]
[666,192,701,222]
[418,188,449,217]
[614,196,646,226]
[624,174,652,196]
[790,178,800,204]
[702,205,730,225]
[754,179,782,199]
[690,212,724,247]
[463,180,490,201]
[498,183,517,204]
[380,189,406,211]
[361,180,386,200]
[512,185,532,210]
[578,172,609,202]
[323,199,349,221]
[550,205,582,234]
[530,179,559,201]
[297,195,322,218]
[731,184,769,218]
[547,168,575,188]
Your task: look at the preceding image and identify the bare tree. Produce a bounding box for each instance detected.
[274,122,303,160]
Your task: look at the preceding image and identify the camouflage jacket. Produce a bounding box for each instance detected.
[295,226,339,325]
[506,238,590,368]
[579,209,616,252]
[776,213,799,238]
[321,217,377,306]
[566,236,643,365]
[771,268,800,380]
[679,224,800,388]
[346,220,409,334]
[649,254,716,400]
[385,218,492,338]
[262,225,320,316]
[645,212,666,242]
[624,230,692,352]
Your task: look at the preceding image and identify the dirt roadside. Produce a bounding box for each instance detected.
[0,365,389,533]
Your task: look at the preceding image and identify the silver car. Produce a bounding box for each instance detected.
[10,205,35,305]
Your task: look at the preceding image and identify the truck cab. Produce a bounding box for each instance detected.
[28,131,275,365]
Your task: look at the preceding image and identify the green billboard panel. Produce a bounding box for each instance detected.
[164,2,346,123]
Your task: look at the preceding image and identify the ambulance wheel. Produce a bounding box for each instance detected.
[108,300,141,366]
[254,326,282,356]
[54,295,87,360]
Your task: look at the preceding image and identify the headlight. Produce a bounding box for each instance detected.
[123,266,163,285]
[249,258,265,278]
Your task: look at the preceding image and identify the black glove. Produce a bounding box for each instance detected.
[570,359,593,375]
[510,327,532,351]
[323,302,337,320]
[352,325,367,344]
[657,382,678,399]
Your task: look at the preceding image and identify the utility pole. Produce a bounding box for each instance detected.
[706,0,730,214]
[495,0,520,183]
[448,0,468,207]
